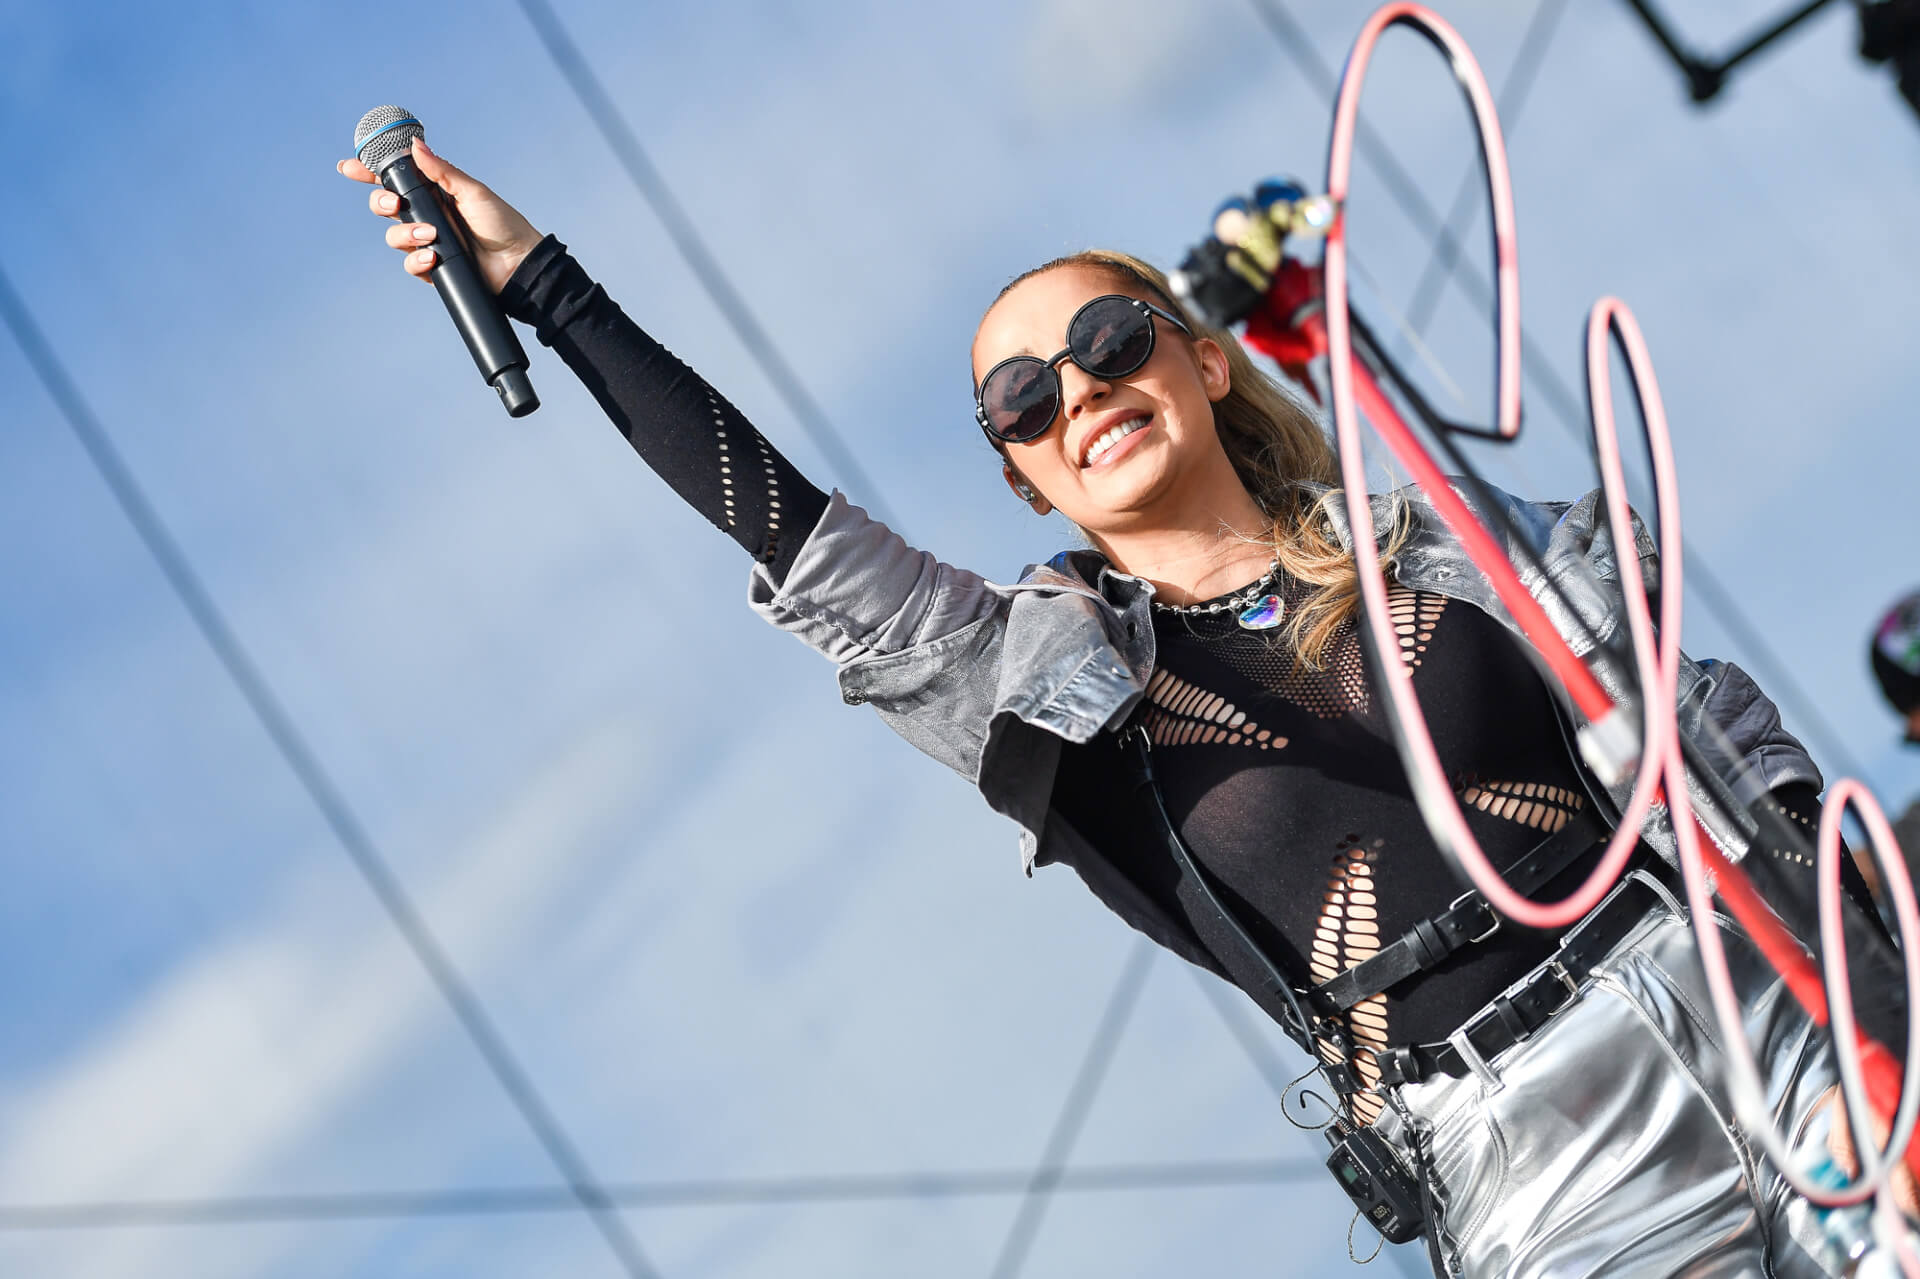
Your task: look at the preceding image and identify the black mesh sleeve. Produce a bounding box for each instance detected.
[499,235,830,583]
[1751,781,1906,1055]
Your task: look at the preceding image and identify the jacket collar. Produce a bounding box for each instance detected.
[1021,547,1156,612]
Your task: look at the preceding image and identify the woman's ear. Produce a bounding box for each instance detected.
[1002,463,1053,516]
[1194,337,1232,403]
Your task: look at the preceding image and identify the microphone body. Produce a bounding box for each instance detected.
[354,106,538,418]
[379,153,538,417]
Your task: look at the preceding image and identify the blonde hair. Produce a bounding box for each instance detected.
[989,248,1406,669]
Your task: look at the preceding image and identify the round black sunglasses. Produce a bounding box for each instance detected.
[974,294,1194,444]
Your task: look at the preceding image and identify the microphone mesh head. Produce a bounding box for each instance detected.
[354,105,424,175]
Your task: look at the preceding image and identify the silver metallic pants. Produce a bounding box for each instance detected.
[1375,872,1843,1278]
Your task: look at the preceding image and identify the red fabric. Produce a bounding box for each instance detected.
[1238,258,1325,398]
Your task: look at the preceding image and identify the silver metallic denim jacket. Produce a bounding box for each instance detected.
[749,482,1820,981]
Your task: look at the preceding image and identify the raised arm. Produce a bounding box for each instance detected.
[337,139,827,582]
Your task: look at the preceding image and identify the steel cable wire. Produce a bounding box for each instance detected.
[0,263,660,1279]
[1401,0,1567,338]
[987,939,1155,1279]
[511,0,901,534]
[0,1157,1325,1231]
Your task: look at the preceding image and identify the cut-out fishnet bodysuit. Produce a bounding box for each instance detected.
[1055,573,1599,1123]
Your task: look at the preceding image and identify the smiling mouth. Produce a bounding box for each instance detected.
[1082,415,1150,467]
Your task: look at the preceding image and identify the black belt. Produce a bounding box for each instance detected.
[1373,871,1672,1089]
[1312,808,1607,1015]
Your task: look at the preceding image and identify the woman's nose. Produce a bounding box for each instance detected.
[1058,362,1110,419]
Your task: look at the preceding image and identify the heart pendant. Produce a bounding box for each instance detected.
[1237,594,1285,630]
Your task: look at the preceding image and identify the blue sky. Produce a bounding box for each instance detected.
[2,0,1918,1275]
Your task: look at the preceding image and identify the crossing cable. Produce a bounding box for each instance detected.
[1189,971,1302,1102]
[1401,0,1567,338]
[0,1157,1325,1231]
[511,0,901,533]
[1242,0,1869,784]
[988,939,1155,1279]
[0,262,660,1279]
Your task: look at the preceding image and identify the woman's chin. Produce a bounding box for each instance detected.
[1067,468,1182,529]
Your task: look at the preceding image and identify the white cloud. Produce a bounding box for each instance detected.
[0,720,650,1277]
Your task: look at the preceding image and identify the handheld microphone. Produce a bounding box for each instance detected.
[353,106,539,418]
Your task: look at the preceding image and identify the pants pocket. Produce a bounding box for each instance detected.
[1425,1093,1509,1256]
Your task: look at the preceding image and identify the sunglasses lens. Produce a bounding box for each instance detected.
[1070,296,1154,378]
[983,359,1060,441]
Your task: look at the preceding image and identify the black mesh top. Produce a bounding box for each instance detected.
[1052,569,1609,1121]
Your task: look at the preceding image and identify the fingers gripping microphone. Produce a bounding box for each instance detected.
[353,106,539,417]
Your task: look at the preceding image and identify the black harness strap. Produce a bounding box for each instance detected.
[1375,869,1670,1088]
[1121,727,1329,1068]
[1310,807,1606,1014]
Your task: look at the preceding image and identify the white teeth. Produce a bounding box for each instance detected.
[1083,416,1148,466]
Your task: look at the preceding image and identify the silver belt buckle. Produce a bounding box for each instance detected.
[1545,958,1580,1011]
[1450,889,1501,944]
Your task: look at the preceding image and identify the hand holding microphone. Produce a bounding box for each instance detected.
[338,107,542,416]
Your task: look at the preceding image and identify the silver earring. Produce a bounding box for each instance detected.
[1012,481,1038,502]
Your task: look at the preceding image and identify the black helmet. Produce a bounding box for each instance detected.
[1870,589,1920,737]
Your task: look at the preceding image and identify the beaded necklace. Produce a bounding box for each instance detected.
[1149,559,1286,630]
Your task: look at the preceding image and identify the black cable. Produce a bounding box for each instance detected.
[987,938,1155,1279]
[511,0,901,533]
[0,1158,1325,1231]
[0,262,659,1279]
[1621,0,1707,80]
[1192,978,1340,1131]
[1622,0,1843,103]
[1243,0,1869,784]
[1189,981,1429,1279]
